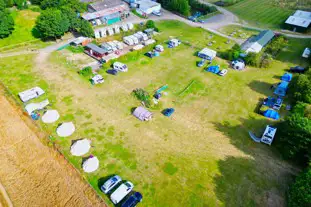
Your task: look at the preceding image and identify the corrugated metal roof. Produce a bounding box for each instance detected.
[85,43,107,54]
[254,30,275,47]
[89,0,125,12]
[82,5,127,20]
[285,10,311,28]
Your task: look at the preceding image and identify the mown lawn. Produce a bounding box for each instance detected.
[0,20,309,206]
[227,0,293,29]
[218,25,260,39]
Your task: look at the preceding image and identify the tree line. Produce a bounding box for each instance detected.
[33,0,93,39]
[0,0,15,38]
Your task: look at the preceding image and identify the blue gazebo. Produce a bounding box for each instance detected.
[281,73,292,82]
[274,81,289,97]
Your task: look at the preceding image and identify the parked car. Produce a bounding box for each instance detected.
[110,181,134,204]
[218,69,228,76]
[121,192,143,207]
[197,59,206,67]
[106,69,118,75]
[289,66,306,73]
[152,10,162,16]
[100,175,122,194]
[113,62,128,72]
[155,45,164,52]
[91,75,104,85]
[145,51,159,58]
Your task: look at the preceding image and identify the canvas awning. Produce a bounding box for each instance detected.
[56,122,75,137]
[70,139,91,156]
[82,156,99,173]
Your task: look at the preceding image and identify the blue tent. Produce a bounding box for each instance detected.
[205,65,220,74]
[263,109,280,120]
[274,81,289,97]
[162,108,175,117]
[281,73,292,82]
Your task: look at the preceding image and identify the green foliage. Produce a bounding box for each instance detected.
[29,0,41,5]
[0,9,14,38]
[244,52,261,67]
[146,20,155,28]
[289,71,311,104]
[67,45,84,53]
[78,66,92,77]
[132,88,151,108]
[275,102,311,165]
[60,6,80,31]
[40,0,86,12]
[288,166,311,207]
[14,0,27,9]
[131,9,147,19]
[78,20,94,37]
[189,0,218,14]
[260,53,273,68]
[265,35,288,56]
[35,9,69,39]
[159,0,191,16]
[0,0,5,9]
[222,44,241,60]
[40,0,61,9]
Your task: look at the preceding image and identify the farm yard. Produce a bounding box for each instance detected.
[0,17,309,206]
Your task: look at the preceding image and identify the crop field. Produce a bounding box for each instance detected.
[0,19,309,206]
[227,0,294,29]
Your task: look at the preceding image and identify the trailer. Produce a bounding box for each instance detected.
[121,24,128,32]
[123,36,134,45]
[107,28,114,36]
[100,28,107,38]
[127,22,134,30]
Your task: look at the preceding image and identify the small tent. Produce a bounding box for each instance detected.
[206,65,220,74]
[263,109,280,120]
[42,110,60,123]
[231,59,245,70]
[281,73,292,82]
[56,122,75,137]
[82,156,99,173]
[274,81,289,97]
[70,139,91,156]
[132,106,152,121]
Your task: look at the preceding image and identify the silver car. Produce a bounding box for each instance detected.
[100,175,122,194]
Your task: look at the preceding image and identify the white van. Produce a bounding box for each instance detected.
[110,181,134,204]
[113,62,128,72]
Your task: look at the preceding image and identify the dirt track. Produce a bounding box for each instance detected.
[0,88,106,207]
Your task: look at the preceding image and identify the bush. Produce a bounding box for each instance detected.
[146,20,155,28]
[244,52,261,67]
[132,88,151,108]
[189,0,218,14]
[0,9,14,38]
[288,166,311,207]
[79,66,92,77]
[265,35,288,57]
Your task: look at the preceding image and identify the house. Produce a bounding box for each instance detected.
[82,0,129,26]
[274,81,289,97]
[132,106,152,121]
[285,10,311,33]
[241,30,275,53]
[84,43,108,59]
[198,48,217,60]
[135,0,161,16]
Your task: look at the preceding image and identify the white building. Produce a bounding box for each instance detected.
[135,0,161,16]
[241,30,275,53]
[285,10,311,32]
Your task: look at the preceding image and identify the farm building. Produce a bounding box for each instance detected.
[135,0,161,16]
[82,0,129,26]
[70,37,91,46]
[285,10,311,33]
[132,106,152,121]
[241,30,275,53]
[84,43,108,59]
[198,48,217,60]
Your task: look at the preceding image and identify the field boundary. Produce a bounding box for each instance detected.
[0,81,106,206]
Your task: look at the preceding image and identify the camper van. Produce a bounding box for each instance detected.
[136,31,148,41]
[113,62,128,72]
[123,36,134,46]
[168,39,181,47]
[110,181,134,204]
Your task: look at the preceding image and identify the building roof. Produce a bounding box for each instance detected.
[85,43,107,54]
[82,4,127,20]
[89,0,125,12]
[285,10,311,28]
[137,0,160,10]
[253,30,275,47]
[198,48,217,58]
[241,30,274,53]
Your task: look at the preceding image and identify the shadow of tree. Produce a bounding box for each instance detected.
[212,117,299,206]
[248,80,276,97]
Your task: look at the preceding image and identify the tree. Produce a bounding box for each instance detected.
[275,103,311,165]
[60,6,80,31]
[29,0,41,5]
[78,20,93,37]
[265,35,288,56]
[0,0,5,10]
[244,52,261,67]
[146,20,155,29]
[289,71,311,104]
[40,0,61,9]
[14,0,27,9]
[288,165,311,207]
[0,9,14,38]
[35,9,69,39]
[5,0,14,7]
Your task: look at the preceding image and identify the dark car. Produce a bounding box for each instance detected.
[106,69,118,75]
[289,66,306,73]
[121,192,143,207]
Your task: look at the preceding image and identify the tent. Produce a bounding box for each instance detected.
[281,73,292,82]
[82,156,99,173]
[206,65,220,74]
[42,110,60,123]
[25,99,49,115]
[231,59,245,70]
[70,139,91,156]
[198,48,217,60]
[56,122,75,137]
[162,108,175,117]
[263,109,280,120]
[132,106,152,121]
[274,81,289,96]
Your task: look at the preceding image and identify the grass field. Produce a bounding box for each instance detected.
[227,0,294,29]
[218,25,259,39]
[0,20,309,206]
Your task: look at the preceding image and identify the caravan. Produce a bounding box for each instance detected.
[100,28,107,38]
[133,33,144,42]
[123,36,134,46]
[121,24,128,32]
[127,22,134,30]
[114,25,120,34]
[107,28,114,36]
[94,30,100,39]
[129,35,139,45]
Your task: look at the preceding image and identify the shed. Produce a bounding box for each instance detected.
[85,43,107,58]
[132,106,152,121]
[263,109,280,120]
[274,81,289,97]
[281,73,292,82]
[206,65,220,74]
[198,48,217,60]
